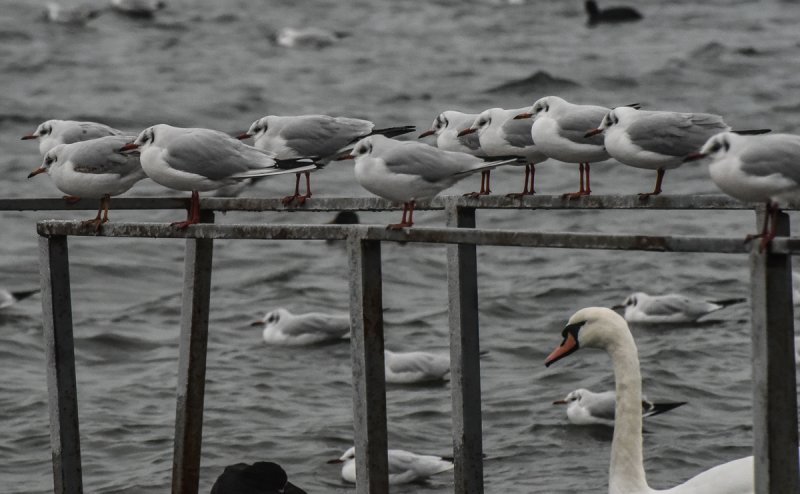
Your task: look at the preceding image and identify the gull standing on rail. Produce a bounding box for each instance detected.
[586,106,769,197]
[518,96,621,198]
[613,291,746,324]
[22,119,124,156]
[328,447,454,485]
[685,132,800,252]
[238,114,414,204]
[459,107,547,198]
[419,110,490,196]
[342,135,518,229]
[120,124,317,228]
[554,388,686,426]
[28,135,146,231]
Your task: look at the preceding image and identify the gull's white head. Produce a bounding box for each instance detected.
[554,389,584,405]
[697,132,736,161]
[597,106,638,133]
[544,307,632,367]
[419,112,449,138]
[132,126,158,150]
[28,145,65,178]
[327,446,356,464]
[243,116,271,140]
[469,108,498,135]
[258,308,291,329]
[350,135,378,158]
[528,96,567,120]
[22,120,57,141]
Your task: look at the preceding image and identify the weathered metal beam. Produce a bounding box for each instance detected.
[446,205,484,494]
[38,234,83,494]
[36,221,756,253]
[749,210,799,494]
[171,211,215,494]
[0,197,188,211]
[347,236,388,494]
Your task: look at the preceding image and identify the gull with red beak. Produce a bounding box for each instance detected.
[341,135,517,229]
[237,114,414,204]
[27,135,146,231]
[419,110,490,196]
[120,124,317,228]
[553,387,686,427]
[685,132,800,252]
[327,446,453,485]
[22,119,123,156]
[459,107,546,198]
[518,96,618,198]
[585,106,769,198]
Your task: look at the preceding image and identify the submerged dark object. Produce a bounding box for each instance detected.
[585,0,643,25]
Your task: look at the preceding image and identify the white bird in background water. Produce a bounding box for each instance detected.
[545,307,792,494]
[553,388,686,427]
[120,124,317,228]
[28,136,146,231]
[251,308,350,346]
[273,27,346,49]
[418,110,489,196]
[459,107,548,198]
[613,292,746,324]
[384,350,450,384]
[686,132,800,252]
[520,96,621,198]
[327,447,454,485]
[0,288,39,310]
[343,135,517,229]
[43,2,102,25]
[22,119,124,156]
[586,106,769,197]
[238,114,414,204]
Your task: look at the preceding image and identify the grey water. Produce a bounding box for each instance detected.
[1,0,798,492]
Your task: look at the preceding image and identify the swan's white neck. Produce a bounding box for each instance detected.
[608,336,650,494]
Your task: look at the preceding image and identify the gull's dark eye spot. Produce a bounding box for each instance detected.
[722,139,730,151]
[267,313,278,324]
[45,156,55,165]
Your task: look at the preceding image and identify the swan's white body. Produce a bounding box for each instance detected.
[545,307,796,494]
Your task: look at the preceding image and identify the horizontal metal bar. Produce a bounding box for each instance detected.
[36,220,757,253]
[3,194,794,212]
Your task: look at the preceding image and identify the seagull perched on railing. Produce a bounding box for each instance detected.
[22,119,124,156]
[327,446,454,485]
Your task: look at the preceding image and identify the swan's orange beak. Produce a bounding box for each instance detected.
[545,332,578,367]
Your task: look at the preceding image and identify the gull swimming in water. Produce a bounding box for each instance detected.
[554,388,686,426]
[327,446,454,485]
[0,288,39,310]
[612,292,746,323]
[384,350,450,384]
[251,308,349,346]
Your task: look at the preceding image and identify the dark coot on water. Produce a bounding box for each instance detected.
[585,0,643,25]
[210,462,307,494]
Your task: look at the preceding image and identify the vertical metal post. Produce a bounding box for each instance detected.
[749,209,798,494]
[39,234,83,494]
[446,204,484,494]
[347,234,388,494]
[172,211,215,494]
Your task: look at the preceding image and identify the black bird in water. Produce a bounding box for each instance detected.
[585,0,642,25]
[210,462,306,494]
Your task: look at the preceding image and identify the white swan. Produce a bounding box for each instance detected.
[544,307,793,494]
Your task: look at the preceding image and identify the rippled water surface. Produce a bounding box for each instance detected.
[2,0,800,492]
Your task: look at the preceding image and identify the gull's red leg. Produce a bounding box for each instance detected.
[172,191,200,229]
[639,168,665,199]
[282,173,302,205]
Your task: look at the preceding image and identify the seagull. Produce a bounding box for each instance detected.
[459,107,547,198]
[554,388,686,426]
[384,350,450,384]
[612,291,746,324]
[250,308,349,346]
[586,106,770,197]
[28,136,146,231]
[518,96,622,198]
[327,447,454,485]
[210,462,307,494]
[109,0,165,18]
[585,0,642,26]
[0,288,39,310]
[272,27,346,49]
[418,111,490,196]
[22,119,124,156]
[342,135,517,229]
[43,2,102,25]
[120,124,317,228]
[238,115,414,204]
[685,132,800,252]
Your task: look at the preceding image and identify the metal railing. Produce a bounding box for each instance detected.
[5,195,797,494]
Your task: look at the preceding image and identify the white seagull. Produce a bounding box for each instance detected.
[120,124,316,228]
[519,96,620,198]
[553,388,686,426]
[238,115,414,204]
[459,107,548,198]
[28,136,146,231]
[0,288,40,310]
[384,350,450,384]
[250,308,349,346]
[586,106,769,197]
[22,119,124,156]
[327,446,454,485]
[418,111,489,196]
[545,307,796,494]
[343,135,517,229]
[686,132,800,252]
[612,291,746,324]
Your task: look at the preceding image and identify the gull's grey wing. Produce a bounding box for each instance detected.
[500,117,535,148]
[558,106,609,146]
[386,352,448,374]
[626,112,728,156]
[279,116,373,157]
[379,142,481,182]
[165,129,275,180]
[585,398,617,421]
[739,135,800,185]
[280,313,349,336]
[69,136,142,176]
[60,122,123,144]
[458,131,482,151]
[639,294,698,316]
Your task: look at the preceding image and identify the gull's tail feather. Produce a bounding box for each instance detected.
[644,401,687,418]
[11,289,40,302]
[370,125,417,139]
[455,157,519,177]
[231,163,318,179]
[710,297,747,308]
[732,129,771,135]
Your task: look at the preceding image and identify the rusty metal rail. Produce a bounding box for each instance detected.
[23,196,798,494]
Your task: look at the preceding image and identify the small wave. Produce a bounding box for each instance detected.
[485,70,581,94]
